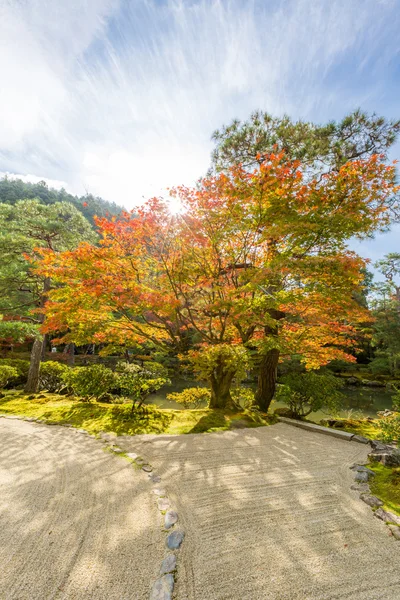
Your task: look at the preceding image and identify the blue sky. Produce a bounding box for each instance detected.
[0,0,399,263]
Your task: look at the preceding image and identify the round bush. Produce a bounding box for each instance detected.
[0,365,19,389]
[39,361,70,393]
[62,364,116,400]
[0,359,30,385]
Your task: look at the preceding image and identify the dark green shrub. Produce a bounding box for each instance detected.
[0,365,18,389]
[276,372,344,418]
[368,357,391,376]
[39,362,70,392]
[62,364,116,401]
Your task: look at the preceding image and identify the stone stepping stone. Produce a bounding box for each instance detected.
[153,488,167,497]
[142,465,153,473]
[165,510,178,529]
[135,458,145,465]
[150,574,174,600]
[166,530,184,550]
[126,452,139,460]
[354,471,370,483]
[159,554,177,575]
[360,494,383,508]
[389,525,400,541]
[374,508,400,526]
[157,498,171,511]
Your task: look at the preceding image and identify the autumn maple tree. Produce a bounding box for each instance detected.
[36,152,398,410]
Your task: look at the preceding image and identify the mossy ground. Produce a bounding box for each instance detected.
[330,418,384,440]
[368,462,400,517]
[0,390,275,436]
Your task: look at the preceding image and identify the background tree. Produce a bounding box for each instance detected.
[0,200,95,392]
[0,176,122,227]
[370,254,400,376]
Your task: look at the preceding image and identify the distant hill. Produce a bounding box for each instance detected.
[0,176,123,226]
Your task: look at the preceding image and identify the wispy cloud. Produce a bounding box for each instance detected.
[0,0,399,258]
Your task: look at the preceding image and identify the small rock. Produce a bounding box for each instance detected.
[388,525,400,541]
[150,574,174,600]
[159,554,177,575]
[153,488,167,497]
[157,498,171,512]
[112,447,123,453]
[166,530,185,550]
[135,458,145,465]
[150,474,162,483]
[346,377,360,386]
[354,471,370,483]
[350,483,370,493]
[360,494,383,508]
[165,510,178,529]
[142,465,153,472]
[126,452,139,460]
[377,409,394,418]
[352,465,375,474]
[374,508,400,526]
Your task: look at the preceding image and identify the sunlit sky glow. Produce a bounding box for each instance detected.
[1,0,399,262]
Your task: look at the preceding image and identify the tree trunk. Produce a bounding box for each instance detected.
[25,337,44,393]
[25,277,51,394]
[41,333,47,359]
[255,348,280,412]
[68,343,75,366]
[209,371,237,410]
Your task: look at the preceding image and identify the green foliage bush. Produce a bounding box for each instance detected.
[379,415,400,446]
[276,372,344,418]
[0,359,30,385]
[115,361,169,410]
[231,386,255,409]
[62,364,116,401]
[368,356,391,376]
[0,365,18,389]
[167,387,211,409]
[39,361,69,392]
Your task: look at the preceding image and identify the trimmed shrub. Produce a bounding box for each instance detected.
[0,365,18,389]
[0,359,30,385]
[62,364,116,401]
[167,387,211,409]
[276,372,344,418]
[39,361,70,393]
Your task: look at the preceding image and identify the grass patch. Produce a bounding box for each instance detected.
[368,462,400,517]
[0,391,275,436]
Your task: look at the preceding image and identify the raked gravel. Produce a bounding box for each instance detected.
[117,422,400,600]
[0,419,164,600]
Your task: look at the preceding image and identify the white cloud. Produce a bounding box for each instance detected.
[0,0,399,267]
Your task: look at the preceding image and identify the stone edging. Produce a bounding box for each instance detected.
[349,464,400,540]
[0,415,183,600]
[97,433,184,600]
[277,416,369,443]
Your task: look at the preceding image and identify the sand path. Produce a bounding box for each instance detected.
[0,418,164,600]
[117,422,400,600]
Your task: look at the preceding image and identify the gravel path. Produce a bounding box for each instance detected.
[0,419,164,600]
[118,423,400,600]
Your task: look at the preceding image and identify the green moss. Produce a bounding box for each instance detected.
[0,391,274,436]
[368,462,400,517]
[322,417,385,441]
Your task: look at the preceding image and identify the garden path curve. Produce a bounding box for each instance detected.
[118,422,400,600]
[0,418,164,600]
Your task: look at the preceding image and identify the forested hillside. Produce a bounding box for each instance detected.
[0,177,122,226]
